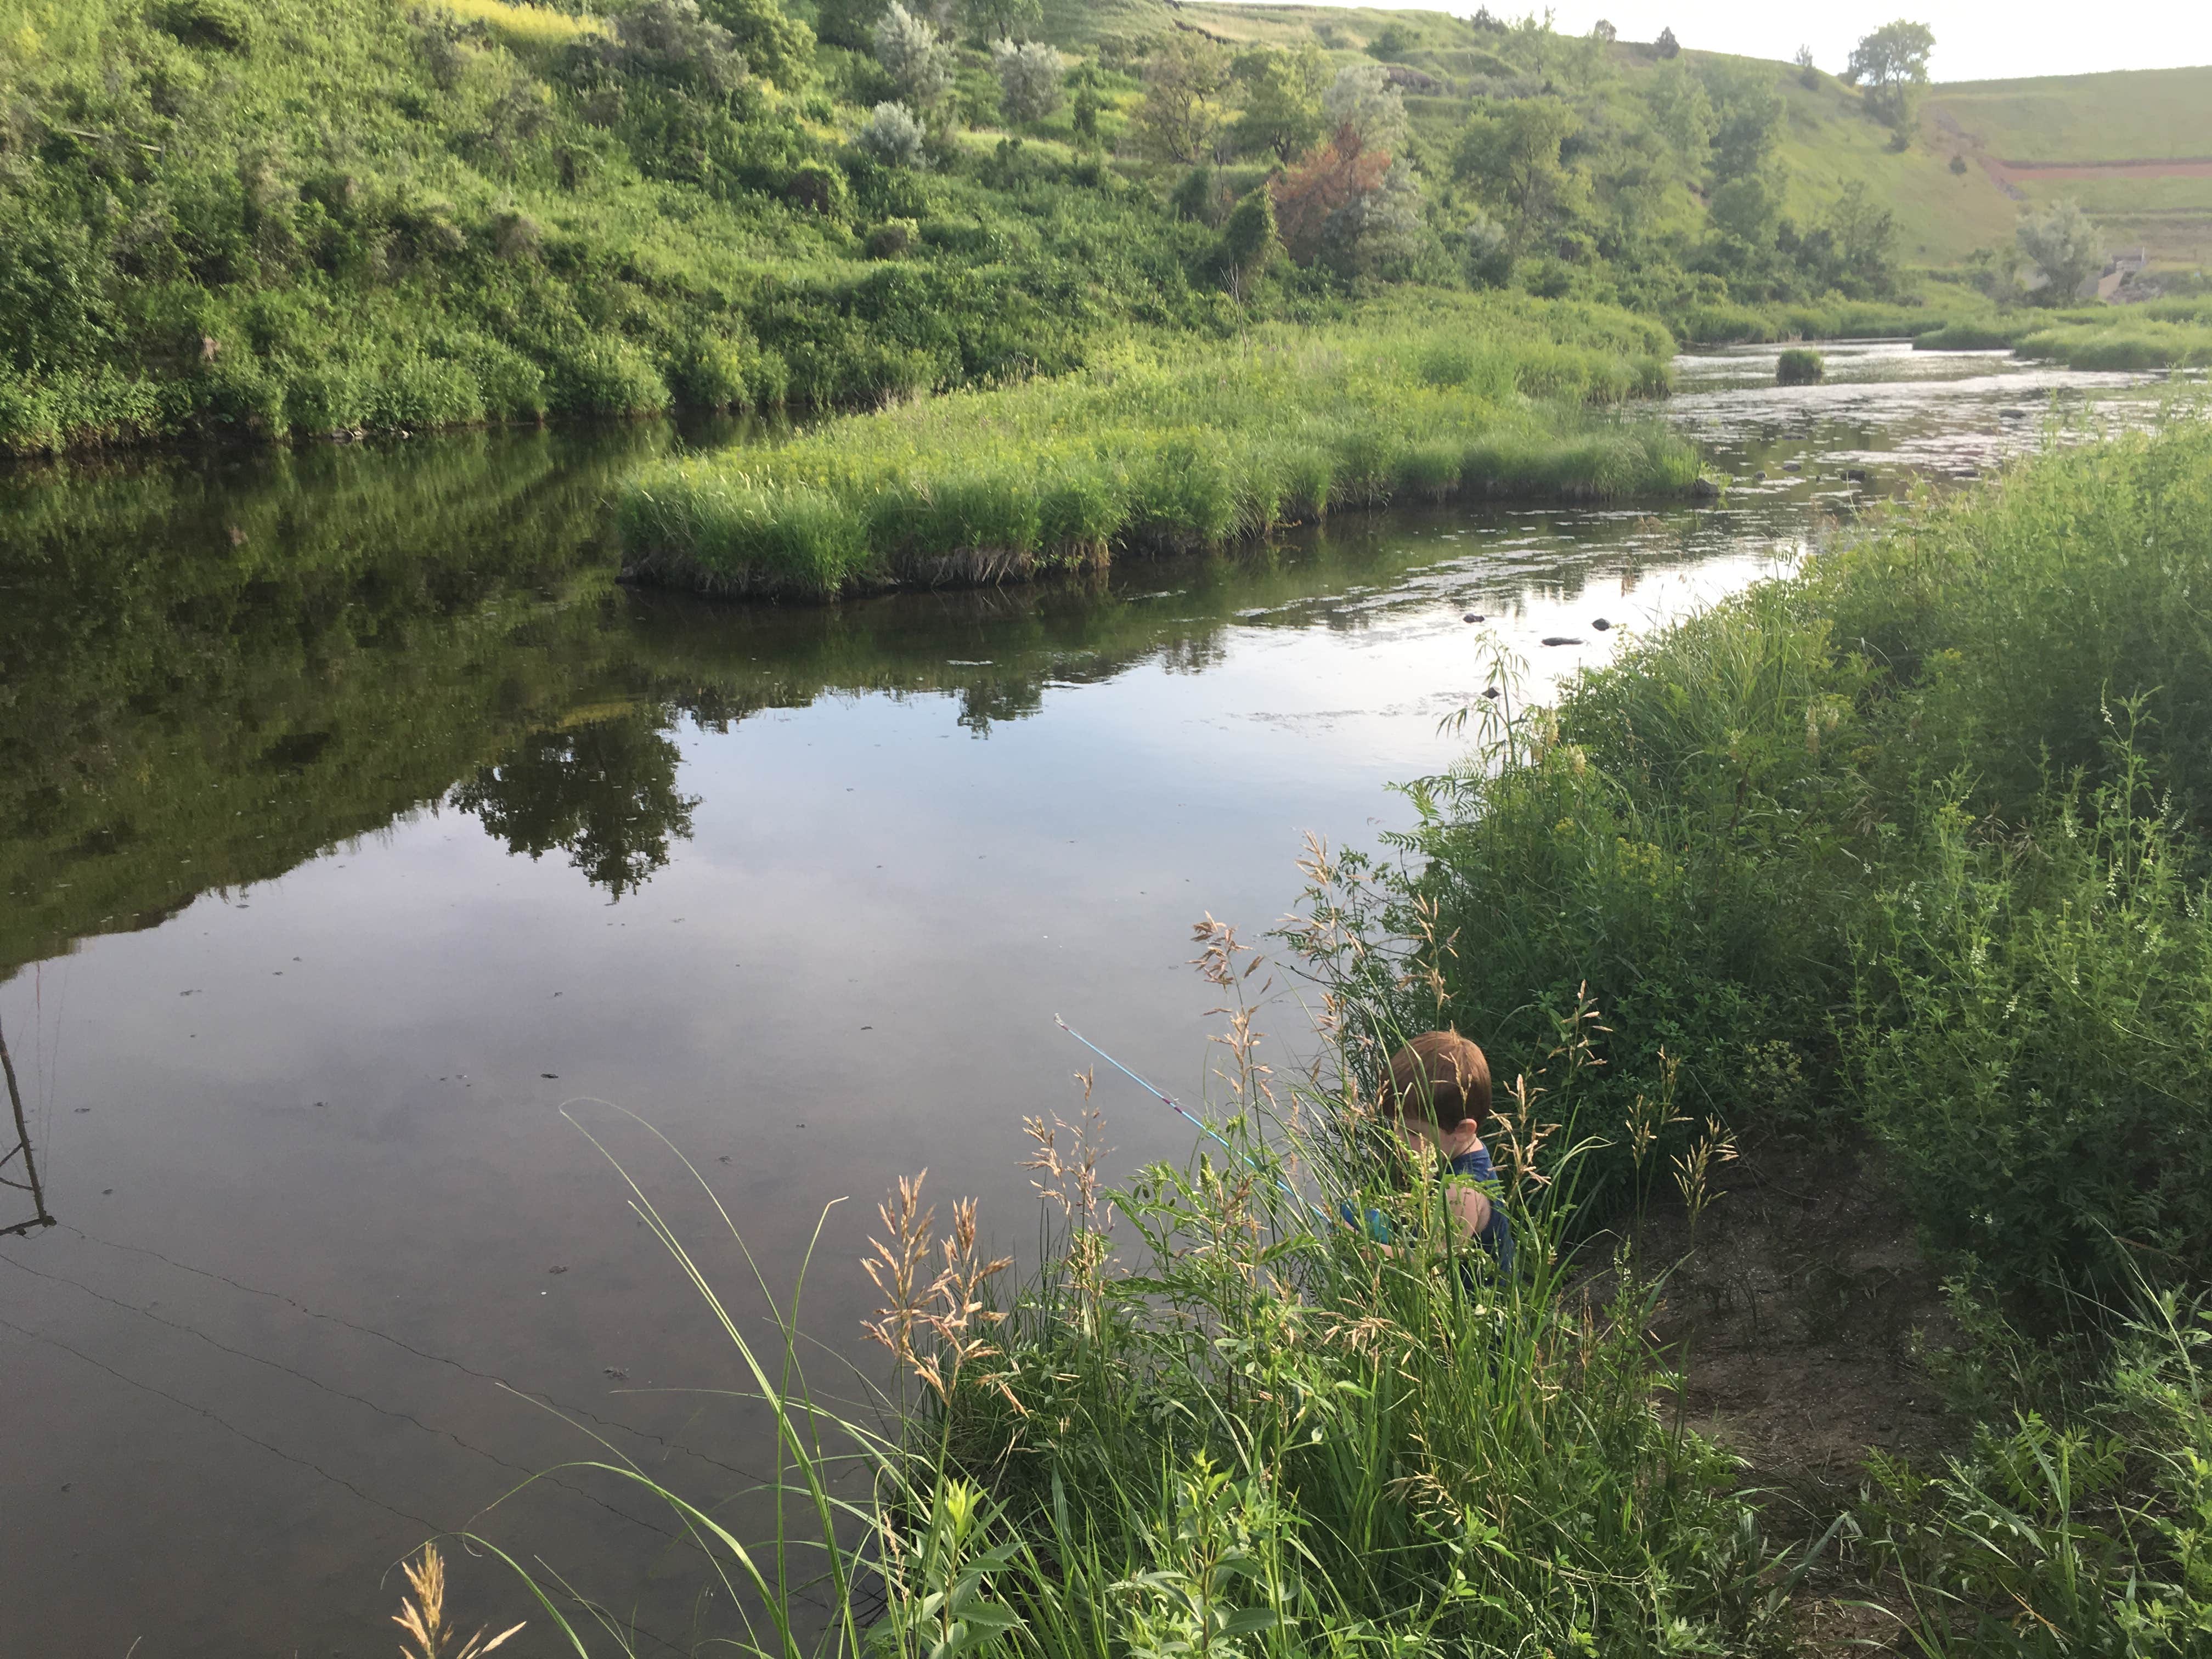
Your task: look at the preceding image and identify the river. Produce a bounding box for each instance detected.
[0,341,2174,1656]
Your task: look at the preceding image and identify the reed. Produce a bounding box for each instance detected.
[616,300,1696,600]
[484,977,1803,1658]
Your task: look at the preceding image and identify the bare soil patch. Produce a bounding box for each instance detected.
[1618,1136,1966,1652]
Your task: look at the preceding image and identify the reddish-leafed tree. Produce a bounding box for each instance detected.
[1269,123,1391,265]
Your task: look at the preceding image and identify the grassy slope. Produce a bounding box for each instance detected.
[1926,66,2212,162]
[1926,66,2212,264]
[0,0,1226,452]
[1052,0,2204,272]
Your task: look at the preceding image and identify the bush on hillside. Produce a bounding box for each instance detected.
[991,40,1064,124]
[857,101,929,167]
[157,0,252,52]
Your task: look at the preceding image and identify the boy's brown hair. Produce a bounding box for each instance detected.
[1380,1030,1492,1131]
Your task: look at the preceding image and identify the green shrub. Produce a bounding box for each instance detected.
[157,0,252,53]
[195,353,288,437]
[1861,1302,2212,1655]
[436,333,549,421]
[866,217,919,258]
[1295,419,2212,1259]
[545,336,673,416]
[675,336,757,411]
[1775,346,1824,384]
[1852,746,2212,1316]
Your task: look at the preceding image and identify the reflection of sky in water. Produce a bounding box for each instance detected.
[0,351,2187,1659]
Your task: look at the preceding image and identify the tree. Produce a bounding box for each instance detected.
[1318,159,1424,278]
[992,39,1063,123]
[1228,44,1326,163]
[583,0,748,99]
[1170,164,1226,224]
[697,0,814,88]
[1272,123,1391,263]
[1070,62,1101,145]
[1654,26,1679,58]
[813,0,889,49]
[1643,59,1715,163]
[1703,65,1784,183]
[1128,34,1231,165]
[1820,179,1899,294]
[858,99,928,165]
[1322,61,1408,154]
[1709,173,1781,247]
[1216,183,1280,296]
[1464,212,1511,285]
[961,0,1040,45]
[1964,242,2027,304]
[1793,44,1820,89]
[452,714,698,901]
[1367,21,1415,59]
[2017,199,2102,305]
[1844,20,1934,133]
[1592,19,1617,43]
[873,2,952,108]
[1451,97,1586,251]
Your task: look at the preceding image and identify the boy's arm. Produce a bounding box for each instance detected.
[1445,1180,1492,1242]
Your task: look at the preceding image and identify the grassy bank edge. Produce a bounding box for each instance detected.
[613,303,1705,602]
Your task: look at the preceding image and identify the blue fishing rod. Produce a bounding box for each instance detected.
[1053,1015,1342,1229]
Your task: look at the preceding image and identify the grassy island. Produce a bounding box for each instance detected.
[616,295,1696,597]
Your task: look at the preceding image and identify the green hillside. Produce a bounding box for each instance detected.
[1927,66,2212,163]
[1925,65,2212,266]
[4,0,2204,458]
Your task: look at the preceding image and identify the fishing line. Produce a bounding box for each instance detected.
[50,1221,771,1489]
[1053,1015,1337,1227]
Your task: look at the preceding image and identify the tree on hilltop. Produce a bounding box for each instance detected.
[1844,20,1934,136]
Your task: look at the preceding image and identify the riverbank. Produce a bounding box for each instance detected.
[517,418,2212,1656]
[1912,293,2212,368]
[615,295,1697,600]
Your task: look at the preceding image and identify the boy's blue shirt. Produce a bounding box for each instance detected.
[1342,1144,1515,1274]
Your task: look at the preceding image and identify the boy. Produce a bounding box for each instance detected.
[1372,1029,1514,1271]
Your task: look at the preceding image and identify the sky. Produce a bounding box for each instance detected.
[1283,1,2212,83]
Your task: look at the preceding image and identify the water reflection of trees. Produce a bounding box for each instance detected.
[1,435,1724,974]
[451,712,699,900]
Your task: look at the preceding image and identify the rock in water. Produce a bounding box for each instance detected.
[1782,460,1802,472]
[1463,612,1486,623]
[1592,618,1612,631]
[1541,636,1583,647]
[1690,476,1722,500]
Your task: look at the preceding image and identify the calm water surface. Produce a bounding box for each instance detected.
[0,342,2175,1656]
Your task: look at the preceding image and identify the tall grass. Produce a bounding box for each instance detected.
[1267,412,2212,1646]
[489,959,1803,1657]
[1291,412,2212,1307]
[1916,296,2212,370]
[617,301,1695,598]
